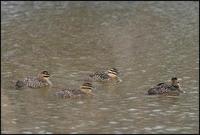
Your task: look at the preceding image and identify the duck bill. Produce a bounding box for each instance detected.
[179,89,185,93]
[177,84,185,93]
[117,77,122,82]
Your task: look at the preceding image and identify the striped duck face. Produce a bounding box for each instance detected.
[107,68,119,79]
[38,71,50,80]
[80,82,94,95]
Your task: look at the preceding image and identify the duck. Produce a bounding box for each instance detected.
[89,68,122,82]
[15,70,52,89]
[147,77,185,96]
[55,82,94,98]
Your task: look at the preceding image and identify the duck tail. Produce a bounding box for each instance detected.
[89,74,94,77]
[147,88,157,95]
[15,80,25,89]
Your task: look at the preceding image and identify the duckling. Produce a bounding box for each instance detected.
[15,70,52,89]
[55,82,94,98]
[89,68,122,82]
[147,77,185,96]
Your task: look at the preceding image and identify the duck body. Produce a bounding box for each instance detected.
[89,68,121,82]
[148,83,181,96]
[16,77,50,89]
[55,82,94,99]
[89,71,111,81]
[56,88,89,98]
[15,71,52,89]
[147,77,183,96]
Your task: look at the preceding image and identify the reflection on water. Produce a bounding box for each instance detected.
[1,1,199,134]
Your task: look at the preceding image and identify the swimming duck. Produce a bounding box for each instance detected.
[147,77,185,96]
[55,82,94,98]
[89,68,122,82]
[15,70,52,89]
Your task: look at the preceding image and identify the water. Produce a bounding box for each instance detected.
[1,1,199,134]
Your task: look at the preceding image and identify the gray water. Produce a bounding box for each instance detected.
[1,1,199,134]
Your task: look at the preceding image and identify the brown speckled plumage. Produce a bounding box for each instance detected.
[147,77,184,96]
[55,82,94,98]
[89,68,120,82]
[15,71,52,89]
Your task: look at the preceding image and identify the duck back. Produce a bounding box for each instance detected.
[148,83,181,96]
[148,83,170,95]
[16,77,49,89]
[56,89,86,98]
[89,72,110,81]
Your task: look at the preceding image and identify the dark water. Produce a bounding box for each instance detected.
[1,1,199,134]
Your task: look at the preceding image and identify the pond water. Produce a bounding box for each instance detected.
[1,1,199,134]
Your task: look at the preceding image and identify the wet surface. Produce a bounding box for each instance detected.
[1,1,199,134]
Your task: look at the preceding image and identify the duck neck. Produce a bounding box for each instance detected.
[46,79,53,86]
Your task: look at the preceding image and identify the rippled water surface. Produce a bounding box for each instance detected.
[1,1,199,134]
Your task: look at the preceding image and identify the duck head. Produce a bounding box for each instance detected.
[107,68,122,82]
[171,77,179,86]
[80,82,94,95]
[107,68,119,78]
[38,70,50,81]
[171,77,185,93]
